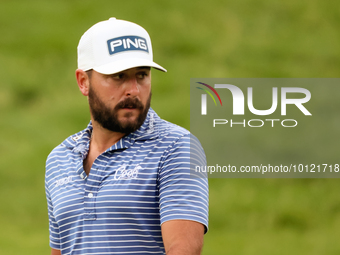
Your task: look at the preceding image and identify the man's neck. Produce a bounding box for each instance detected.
[90,120,126,154]
[83,121,125,175]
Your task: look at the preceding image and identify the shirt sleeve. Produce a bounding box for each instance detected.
[45,162,61,250]
[158,133,209,233]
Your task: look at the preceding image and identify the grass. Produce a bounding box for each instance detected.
[0,0,339,254]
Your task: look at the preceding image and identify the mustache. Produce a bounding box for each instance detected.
[115,97,144,110]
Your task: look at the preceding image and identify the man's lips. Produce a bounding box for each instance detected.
[121,106,137,109]
[119,107,139,113]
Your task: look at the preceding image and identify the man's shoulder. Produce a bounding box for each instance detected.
[152,112,204,157]
[155,116,191,141]
[46,128,88,164]
[137,109,191,143]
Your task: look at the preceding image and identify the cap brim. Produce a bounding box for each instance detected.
[93,58,167,74]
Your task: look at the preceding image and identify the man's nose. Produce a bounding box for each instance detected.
[125,77,140,96]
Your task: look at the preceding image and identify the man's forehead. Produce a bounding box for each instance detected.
[90,66,151,77]
[109,66,151,74]
[136,66,151,70]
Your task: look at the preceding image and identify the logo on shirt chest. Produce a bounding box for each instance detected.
[114,164,141,180]
[55,176,73,187]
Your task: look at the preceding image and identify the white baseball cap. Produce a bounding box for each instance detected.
[77,17,166,74]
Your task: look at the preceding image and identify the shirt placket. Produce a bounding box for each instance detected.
[84,167,99,221]
[82,137,132,221]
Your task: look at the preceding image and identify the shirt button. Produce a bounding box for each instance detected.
[88,193,93,198]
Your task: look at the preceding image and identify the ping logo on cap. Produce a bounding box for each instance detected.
[107,36,149,55]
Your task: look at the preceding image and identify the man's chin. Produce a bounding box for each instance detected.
[118,119,138,128]
[116,115,141,131]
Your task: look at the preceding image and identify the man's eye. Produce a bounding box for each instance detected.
[110,73,124,80]
[137,72,148,79]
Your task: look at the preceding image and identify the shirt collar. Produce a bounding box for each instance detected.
[63,108,160,153]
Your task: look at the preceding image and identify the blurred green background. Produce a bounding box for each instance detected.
[1,0,339,254]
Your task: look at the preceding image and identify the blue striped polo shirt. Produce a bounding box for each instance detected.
[45,108,208,254]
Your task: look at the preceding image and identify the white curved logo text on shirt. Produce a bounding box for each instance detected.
[55,176,73,187]
[114,164,140,180]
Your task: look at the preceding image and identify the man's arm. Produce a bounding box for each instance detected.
[162,220,205,255]
[51,248,61,255]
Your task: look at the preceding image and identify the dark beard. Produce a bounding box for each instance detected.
[88,85,151,134]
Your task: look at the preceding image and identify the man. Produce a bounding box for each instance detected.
[45,17,208,255]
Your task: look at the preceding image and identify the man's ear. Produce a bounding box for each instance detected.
[75,69,90,96]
